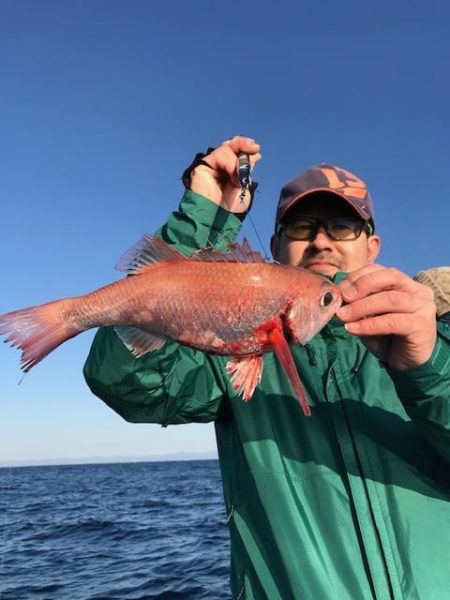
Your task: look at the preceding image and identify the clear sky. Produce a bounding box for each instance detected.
[1,0,449,465]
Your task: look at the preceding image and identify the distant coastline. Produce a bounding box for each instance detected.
[0,451,218,469]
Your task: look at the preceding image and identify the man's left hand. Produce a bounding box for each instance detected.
[336,265,437,370]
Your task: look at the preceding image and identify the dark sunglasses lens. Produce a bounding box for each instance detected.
[327,218,362,240]
[284,220,315,240]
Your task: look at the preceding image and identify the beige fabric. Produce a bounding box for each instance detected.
[414,267,450,317]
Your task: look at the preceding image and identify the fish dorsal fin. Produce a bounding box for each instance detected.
[116,235,187,274]
[116,234,266,273]
[115,326,167,357]
[193,237,266,263]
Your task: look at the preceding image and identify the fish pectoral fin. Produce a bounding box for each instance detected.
[268,328,311,417]
[115,326,167,357]
[225,355,264,401]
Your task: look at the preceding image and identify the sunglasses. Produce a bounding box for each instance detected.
[279,216,374,241]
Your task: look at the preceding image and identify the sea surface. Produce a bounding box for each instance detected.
[0,460,231,599]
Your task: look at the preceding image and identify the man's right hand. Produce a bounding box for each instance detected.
[189,135,261,214]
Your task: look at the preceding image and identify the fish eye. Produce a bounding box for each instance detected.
[320,291,334,307]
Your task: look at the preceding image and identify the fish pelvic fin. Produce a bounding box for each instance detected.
[268,327,312,416]
[115,326,167,357]
[0,299,79,373]
[226,355,264,401]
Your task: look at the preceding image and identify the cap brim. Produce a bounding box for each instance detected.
[278,188,370,223]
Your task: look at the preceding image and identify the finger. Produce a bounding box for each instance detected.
[340,263,385,282]
[221,137,262,172]
[206,146,262,188]
[197,145,241,182]
[337,264,385,300]
[344,312,425,336]
[221,135,261,155]
[337,290,424,323]
[339,267,427,303]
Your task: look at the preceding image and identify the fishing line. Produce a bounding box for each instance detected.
[245,210,271,261]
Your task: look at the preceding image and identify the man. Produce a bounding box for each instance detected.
[84,136,450,600]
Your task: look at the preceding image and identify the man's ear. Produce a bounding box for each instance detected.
[368,234,381,263]
[270,233,280,261]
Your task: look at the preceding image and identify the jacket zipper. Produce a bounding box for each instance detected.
[330,366,395,600]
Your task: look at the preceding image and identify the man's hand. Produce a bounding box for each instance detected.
[336,265,437,370]
[189,135,261,213]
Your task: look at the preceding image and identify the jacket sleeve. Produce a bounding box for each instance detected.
[83,190,244,424]
[389,321,450,462]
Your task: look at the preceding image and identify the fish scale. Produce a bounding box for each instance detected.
[142,262,287,347]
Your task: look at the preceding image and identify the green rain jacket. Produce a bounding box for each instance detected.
[84,191,450,600]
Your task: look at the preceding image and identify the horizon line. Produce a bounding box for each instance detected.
[0,451,219,469]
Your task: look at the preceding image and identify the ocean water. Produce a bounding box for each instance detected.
[0,460,231,599]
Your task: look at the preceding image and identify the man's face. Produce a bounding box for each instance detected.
[271,193,381,276]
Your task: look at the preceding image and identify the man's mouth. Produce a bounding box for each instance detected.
[304,260,339,269]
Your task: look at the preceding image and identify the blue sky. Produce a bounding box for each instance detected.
[1,0,449,465]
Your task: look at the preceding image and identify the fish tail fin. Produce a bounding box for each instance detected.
[268,327,312,416]
[0,298,79,372]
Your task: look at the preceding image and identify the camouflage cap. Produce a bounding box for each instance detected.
[413,267,450,318]
[276,163,375,225]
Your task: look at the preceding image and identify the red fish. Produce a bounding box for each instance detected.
[0,236,342,415]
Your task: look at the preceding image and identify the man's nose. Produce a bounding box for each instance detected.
[310,227,333,248]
